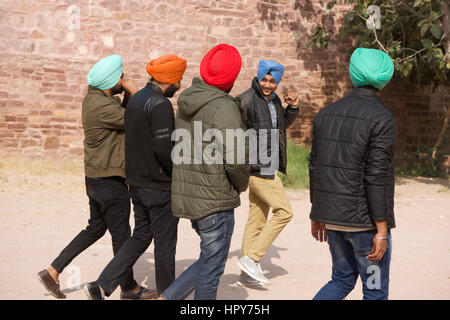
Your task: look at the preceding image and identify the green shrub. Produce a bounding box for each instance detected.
[277,141,449,190]
[278,140,310,189]
[395,144,449,178]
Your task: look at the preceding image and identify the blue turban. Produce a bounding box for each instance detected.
[87,55,123,90]
[349,48,394,90]
[257,60,285,85]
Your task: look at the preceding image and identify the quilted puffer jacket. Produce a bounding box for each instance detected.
[171,78,250,220]
[309,87,397,229]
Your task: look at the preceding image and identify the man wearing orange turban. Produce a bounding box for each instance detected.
[147,54,187,85]
[84,54,187,300]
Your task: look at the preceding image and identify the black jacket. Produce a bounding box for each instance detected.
[309,87,397,229]
[238,77,299,178]
[125,82,174,190]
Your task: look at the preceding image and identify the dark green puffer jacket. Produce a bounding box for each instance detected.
[171,78,250,220]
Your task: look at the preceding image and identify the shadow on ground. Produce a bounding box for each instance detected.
[395,176,450,188]
[112,245,290,300]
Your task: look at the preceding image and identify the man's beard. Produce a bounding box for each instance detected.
[111,83,124,95]
[261,87,274,98]
[164,84,179,98]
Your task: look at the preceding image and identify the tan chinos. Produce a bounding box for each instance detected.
[241,174,294,262]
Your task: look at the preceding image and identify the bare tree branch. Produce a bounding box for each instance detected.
[372,29,388,53]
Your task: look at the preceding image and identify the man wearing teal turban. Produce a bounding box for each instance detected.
[309,48,397,300]
[349,47,394,90]
[87,54,124,90]
[37,56,155,300]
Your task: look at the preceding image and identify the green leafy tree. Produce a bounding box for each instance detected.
[310,0,449,160]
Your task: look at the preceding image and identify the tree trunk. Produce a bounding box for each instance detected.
[432,1,450,160]
[440,0,450,63]
[432,104,449,160]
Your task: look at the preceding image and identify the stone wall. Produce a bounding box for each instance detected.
[0,0,448,159]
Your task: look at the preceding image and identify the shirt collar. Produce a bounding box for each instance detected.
[264,95,275,103]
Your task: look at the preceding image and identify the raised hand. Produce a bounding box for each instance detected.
[284,92,299,107]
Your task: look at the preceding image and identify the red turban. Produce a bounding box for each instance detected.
[146,54,187,84]
[200,44,242,91]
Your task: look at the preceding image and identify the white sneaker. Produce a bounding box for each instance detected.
[237,256,270,284]
[257,262,264,275]
[237,273,268,287]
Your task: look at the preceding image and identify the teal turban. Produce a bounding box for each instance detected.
[87,55,123,90]
[349,48,394,90]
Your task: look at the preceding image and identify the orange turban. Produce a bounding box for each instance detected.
[146,54,187,84]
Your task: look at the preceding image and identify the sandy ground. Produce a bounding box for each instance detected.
[0,157,449,300]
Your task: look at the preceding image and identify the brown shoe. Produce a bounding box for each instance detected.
[120,286,158,300]
[37,269,66,299]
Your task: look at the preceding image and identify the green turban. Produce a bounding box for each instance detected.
[87,55,123,90]
[349,48,394,90]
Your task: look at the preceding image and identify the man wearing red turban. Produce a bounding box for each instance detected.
[200,43,242,91]
[84,54,186,300]
[156,44,250,300]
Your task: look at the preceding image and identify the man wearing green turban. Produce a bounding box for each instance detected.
[349,47,394,90]
[37,55,155,300]
[309,48,397,300]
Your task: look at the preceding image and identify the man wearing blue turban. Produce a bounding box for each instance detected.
[257,60,285,86]
[236,60,300,287]
[309,48,397,300]
[38,55,156,300]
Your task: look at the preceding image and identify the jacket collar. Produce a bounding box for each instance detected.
[348,87,382,103]
[88,85,108,97]
[146,82,165,96]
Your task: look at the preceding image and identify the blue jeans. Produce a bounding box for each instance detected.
[313,229,392,300]
[161,211,234,300]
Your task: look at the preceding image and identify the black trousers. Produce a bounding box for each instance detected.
[51,176,137,292]
[97,185,179,296]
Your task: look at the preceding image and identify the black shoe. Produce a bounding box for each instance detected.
[36,269,66,299]
[120,286,158,300]
[84,282,104,300]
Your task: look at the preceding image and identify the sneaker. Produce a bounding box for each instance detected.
[256,262,264,275]
[84,282,104,300]
[237,256,270,284]
[236,273,268,288]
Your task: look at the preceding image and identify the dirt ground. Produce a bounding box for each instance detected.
[0,157,449,300]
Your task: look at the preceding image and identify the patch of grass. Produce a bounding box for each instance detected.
[278,140,310,189]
